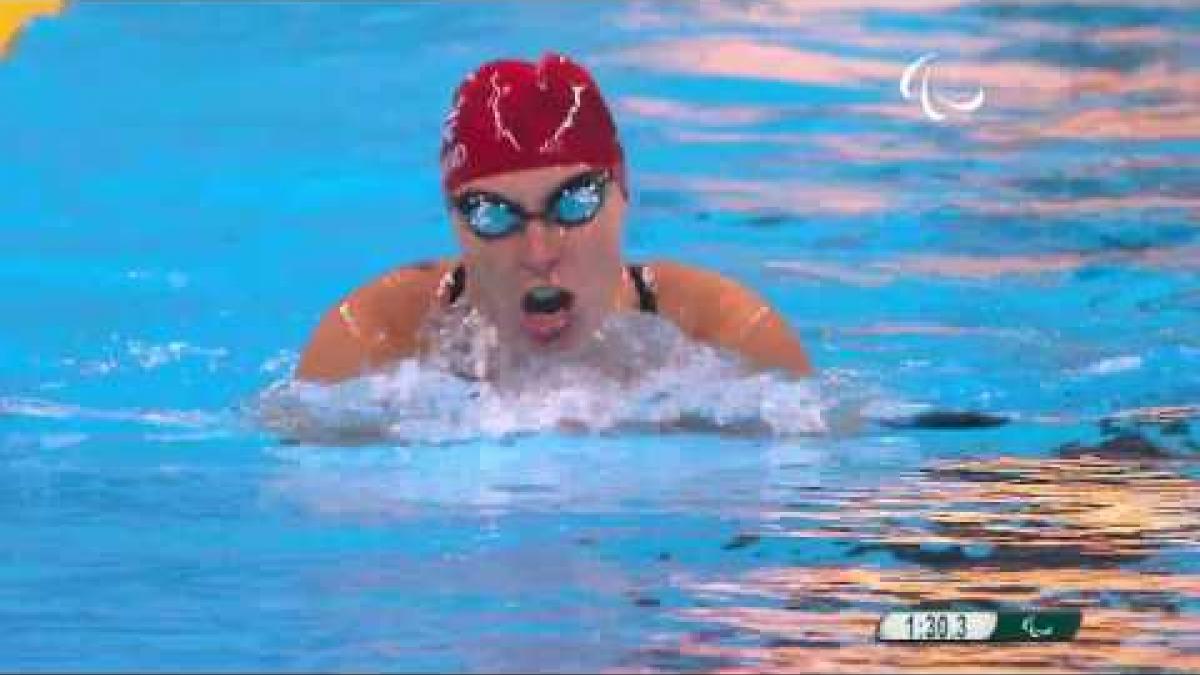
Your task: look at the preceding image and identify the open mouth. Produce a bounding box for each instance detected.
[520,286,575,343]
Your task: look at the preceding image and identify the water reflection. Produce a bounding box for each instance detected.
[765,245,1200,289]
[652,451,1200,673]
[665,605,1200,673]
[638,175,890,217]
[611,8,1199,668]
[612,0,1198,233]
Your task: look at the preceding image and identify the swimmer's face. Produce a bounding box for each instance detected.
[449,163,626,352]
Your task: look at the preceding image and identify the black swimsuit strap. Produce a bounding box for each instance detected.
[440,263,658,314]
[627,264,658,314]
[440,263,467,306]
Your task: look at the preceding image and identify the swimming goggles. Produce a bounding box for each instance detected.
[450,170,610,240]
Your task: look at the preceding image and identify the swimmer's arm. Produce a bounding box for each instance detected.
[295,263,446,383]
[655,262,813,377]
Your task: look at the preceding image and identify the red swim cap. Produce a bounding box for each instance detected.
[440,53,627,196]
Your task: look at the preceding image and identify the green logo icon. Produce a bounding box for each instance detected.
[993,611,1082,642]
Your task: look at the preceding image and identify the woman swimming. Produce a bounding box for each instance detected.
[297,53,812,383]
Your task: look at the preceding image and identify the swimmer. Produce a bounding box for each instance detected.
[298,53,812,383]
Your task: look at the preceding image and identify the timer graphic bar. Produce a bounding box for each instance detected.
[878,610,1082,643]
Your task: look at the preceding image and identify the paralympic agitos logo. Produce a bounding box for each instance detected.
[900,53,986,122]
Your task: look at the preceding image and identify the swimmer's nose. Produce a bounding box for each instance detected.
[518,217,563,276]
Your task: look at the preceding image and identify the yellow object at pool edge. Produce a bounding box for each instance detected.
[0,0,64,59]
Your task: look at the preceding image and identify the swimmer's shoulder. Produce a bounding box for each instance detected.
[296,259,454,382]
[365,258,458,316]
[640,260,751,336]
[644,259,814,377]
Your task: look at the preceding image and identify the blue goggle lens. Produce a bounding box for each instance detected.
[550,177,605,225]
[461,197,522,238]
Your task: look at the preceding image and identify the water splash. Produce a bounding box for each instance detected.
[251,311,832,445]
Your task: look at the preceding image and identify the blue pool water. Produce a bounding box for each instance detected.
[2,1,1198,671]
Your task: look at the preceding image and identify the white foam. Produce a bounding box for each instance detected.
[0,396,223,429]
[251,312,833,444]
[1076,354,1143,377]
